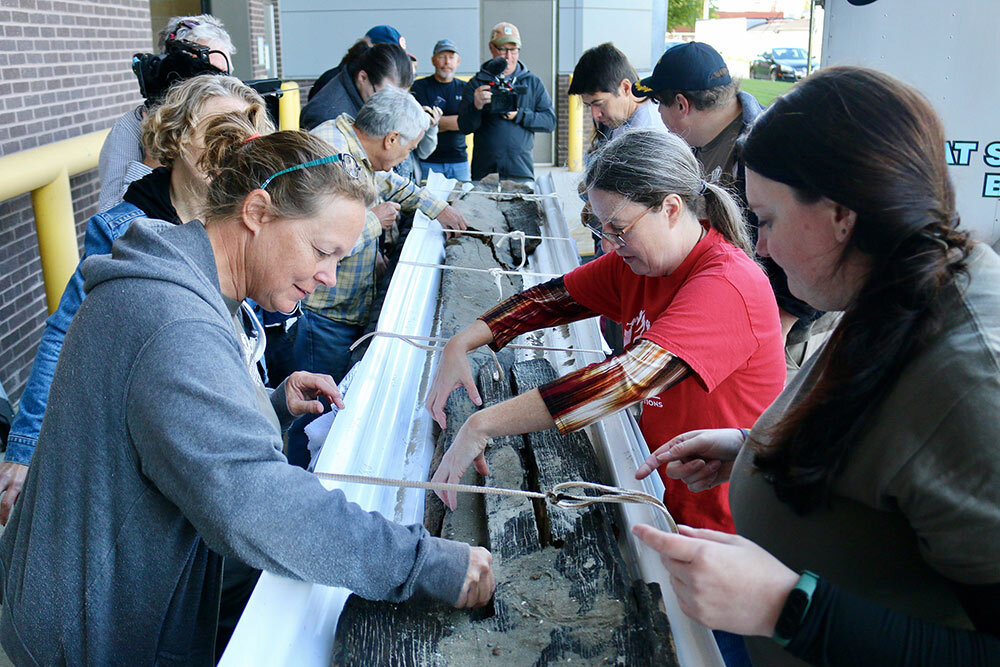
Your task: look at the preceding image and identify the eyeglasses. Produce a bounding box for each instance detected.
[586,206,652,248]
[259,153,361,190]
[496,47,519,55]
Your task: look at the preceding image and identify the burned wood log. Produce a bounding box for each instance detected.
[509,358,605,545]
[332,177,677,666]
[333,359,676,666]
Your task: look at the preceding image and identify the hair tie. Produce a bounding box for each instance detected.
[244,133,261,144]
[700,180,709,196]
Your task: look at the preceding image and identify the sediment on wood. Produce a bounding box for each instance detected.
[333,358,677,666]
[332,179,677,666]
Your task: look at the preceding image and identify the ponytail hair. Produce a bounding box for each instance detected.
[584,127,753,257]
[142,74,270,168]
[338,37,372,69]
[199,112,376,223]
[348,42,413,90]
[740,66,972,514]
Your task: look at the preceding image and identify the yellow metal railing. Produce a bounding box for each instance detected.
[567,75,583,172]
[0,130,109,314]
[278,81,300,130]
[0,84,302,315]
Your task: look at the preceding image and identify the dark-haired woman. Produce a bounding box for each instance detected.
[0,103,492,664]
[634,66,1000,665]
[301,41,414,131]
[426,128,786,538]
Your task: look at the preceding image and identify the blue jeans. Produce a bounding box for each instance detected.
[714,629,753,667]
[286,309,361,468]
[6,202,148,465]
[419,160,470,182]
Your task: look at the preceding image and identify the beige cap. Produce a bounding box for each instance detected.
[489,22,521,48]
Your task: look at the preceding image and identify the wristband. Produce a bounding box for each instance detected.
[772,570,819,647]
[738,428,750,441]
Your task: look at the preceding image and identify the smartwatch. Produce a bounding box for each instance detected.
[772,570,819,647]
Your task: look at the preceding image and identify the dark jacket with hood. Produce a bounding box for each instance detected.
[0,220,468,665]
[458,60,556,181]
[301,67,365,131]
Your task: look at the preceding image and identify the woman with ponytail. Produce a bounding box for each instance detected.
[0,75,271,522]
[0,92,493,663]
[425,127,786,539]
[635,67,1000,665]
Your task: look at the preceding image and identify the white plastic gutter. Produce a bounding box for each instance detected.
[219,173,453,667]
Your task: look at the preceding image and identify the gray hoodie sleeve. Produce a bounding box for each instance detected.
[415,123,438,160]
[124,318,469,605]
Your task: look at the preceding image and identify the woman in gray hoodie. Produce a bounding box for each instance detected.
[0,114,493,665]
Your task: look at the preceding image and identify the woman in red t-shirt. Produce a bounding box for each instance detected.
[426,128,786,532]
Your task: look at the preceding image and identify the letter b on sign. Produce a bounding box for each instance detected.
[985,174,1000,198]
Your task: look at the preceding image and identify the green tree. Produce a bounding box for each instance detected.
[668,0,718,31]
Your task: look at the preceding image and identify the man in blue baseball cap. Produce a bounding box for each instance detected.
[365,25,405,49]
[633,41,748,166]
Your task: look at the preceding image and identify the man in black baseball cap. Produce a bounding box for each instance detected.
[635,42,823,377]
[633,41,743,160]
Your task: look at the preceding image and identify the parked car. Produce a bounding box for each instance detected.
[750,47,819,81]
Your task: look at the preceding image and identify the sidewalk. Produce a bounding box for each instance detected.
[536,165,594,258]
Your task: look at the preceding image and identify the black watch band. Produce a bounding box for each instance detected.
[773,570,819,647]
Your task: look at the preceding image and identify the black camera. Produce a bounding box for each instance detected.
[480,57,528,115]
[131,38,230,106]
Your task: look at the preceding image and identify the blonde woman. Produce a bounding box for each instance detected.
[0,113,491,664]
[1,76,271,518]
[97,13,236,211]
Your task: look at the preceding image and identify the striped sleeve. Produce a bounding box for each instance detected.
[479,277,595,350]
[538,339,690,433]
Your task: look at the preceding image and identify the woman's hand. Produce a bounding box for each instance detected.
[633,524,799,637]
[636,428,746,492]
[431,418,490,510]
[284,371,345,416]
[426,338,482,429]
[0,462,28,525]
[422,105,443,127]
[455,546,495,608]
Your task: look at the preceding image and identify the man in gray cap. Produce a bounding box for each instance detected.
[410,39,470,181]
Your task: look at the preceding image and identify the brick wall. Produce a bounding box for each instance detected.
[556,73,569,166]
[272,0,281,78]
[0,0,152,405]
[247,0,267,79]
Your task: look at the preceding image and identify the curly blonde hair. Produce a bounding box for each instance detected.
[141,75,273,168]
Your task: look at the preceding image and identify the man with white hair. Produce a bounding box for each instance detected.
[96,14,235,212]
[284,87,464,465]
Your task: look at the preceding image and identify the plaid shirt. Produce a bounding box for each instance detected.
[480,278,689,433]
[305,113,448,325]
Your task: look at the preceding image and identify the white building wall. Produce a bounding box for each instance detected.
[279,0,480,78]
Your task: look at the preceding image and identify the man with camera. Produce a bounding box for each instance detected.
[458,22,556,182]
[97,15,234,213]
[570,42,663,144]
